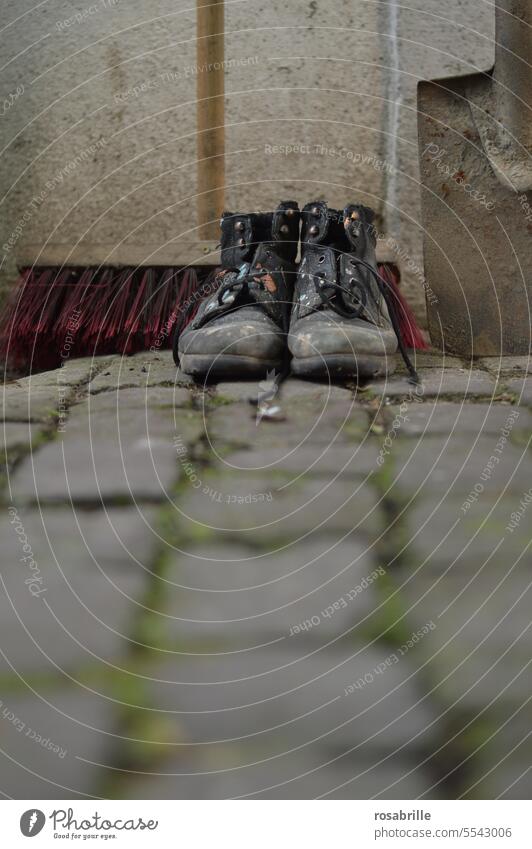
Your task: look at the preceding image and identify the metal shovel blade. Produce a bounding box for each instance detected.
[417,0,531,356]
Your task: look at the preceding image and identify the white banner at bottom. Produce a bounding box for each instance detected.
[1,800,530,847]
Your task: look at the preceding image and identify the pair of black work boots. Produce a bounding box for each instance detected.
[174,201,414,382]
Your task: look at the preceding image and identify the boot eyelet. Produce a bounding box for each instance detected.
[318,255,325,263]
[280,224,289,235]
[309,225,319,236]
[234,221,245,232]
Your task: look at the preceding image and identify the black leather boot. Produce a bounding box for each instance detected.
[289,201,401,380]
[175,202,300,379]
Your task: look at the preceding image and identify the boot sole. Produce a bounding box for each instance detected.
[290,353,395,381]
[179,353,282,381]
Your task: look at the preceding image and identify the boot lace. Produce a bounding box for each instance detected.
[314,255,419,383]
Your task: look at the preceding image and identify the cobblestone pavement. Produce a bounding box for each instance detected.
[0,350,531,799]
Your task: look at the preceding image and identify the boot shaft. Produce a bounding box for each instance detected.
[220,201,300,269]
[300,201,377,255]
[296,200,384,327]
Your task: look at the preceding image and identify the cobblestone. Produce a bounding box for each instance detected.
[0,353,530,799]
[506,377,532,406]
[479,356,532,377]
[389,562,532,712]
[468,708,532,799]
[0,687,116,798]
[402,494,530,574]
[0,506,158,675]
[177,472,383,544]
[208,400,369,450]
[384,402,531,438]
[11,411,186,504]
[403,352,465,370]
[215,379,353,404]
[74,386,192,412]
[121,751,434,799]
[156,539,381,642]
[1,384,68,423]
[369,368,497,400]
[16,357,111,389]
[1,357,112,422]
[88,351,178,393]
[223,440,383,477]
[146,644,436,752]
[387,435,530,495]
[0,423,43,461]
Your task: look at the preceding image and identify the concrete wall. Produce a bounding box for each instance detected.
[0,0,494,320]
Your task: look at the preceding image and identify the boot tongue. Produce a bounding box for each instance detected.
[191,244,295,332]
[246,243,295,329]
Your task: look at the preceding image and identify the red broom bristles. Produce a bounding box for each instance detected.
[0,263,426,373]
[379,263,428,351]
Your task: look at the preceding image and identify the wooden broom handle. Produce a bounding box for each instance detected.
[196,0,225,241]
